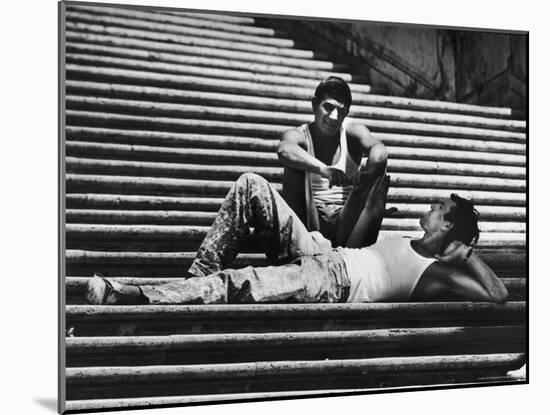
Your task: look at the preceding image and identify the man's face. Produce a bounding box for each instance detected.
[313,94,349,135]
[420,198,457,234]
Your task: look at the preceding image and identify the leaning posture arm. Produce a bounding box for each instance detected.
[277,128,349,187]
[346,175,390,248]
[433,241,509,302]
[346,122,387,184]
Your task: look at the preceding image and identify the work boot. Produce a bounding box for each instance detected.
[85,274,148,305]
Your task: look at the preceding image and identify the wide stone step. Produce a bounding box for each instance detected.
[66,174,243,196]
[65,100,525,143]
[63,377,524,412]
[64,374,519,413]
[65,198,526,221]
[64,208,526,226]
[66,176,526,206]
[64,249,526,267]
[158,11,257,25]
[64,390,417,412]
[66,126,527,156]
[66,209,217,225]
[65,33,343,71]
[66,194,225,211]
[387,146,525,165]
[65,43,358,81]
[66,54,373,93]
[64,353,525,400]
[65,277,525,304]
[65,67,356,106]
[66,126,276,151]
[65,21,321,60]
[65,249,526,279]
[66,80,523,131]
[67,110,288,139]
[66,170,525,195]
[382,219,524,232]
[66,157,283,180]
[65,142,280,166]
[65,303,526,335]
[64,209,525,234]
[65,224,525,250]
[68,5,290,40]
[65,326,525,366]
[375,133,525,154]
[65,153,525,180]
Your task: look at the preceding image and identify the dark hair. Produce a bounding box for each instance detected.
[313,76,352,109]
[443,193,480,249]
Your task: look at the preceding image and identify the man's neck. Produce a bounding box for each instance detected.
[411,235,445,258]
[309,122,340,144]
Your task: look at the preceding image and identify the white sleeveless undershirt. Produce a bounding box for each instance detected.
[303,123,359,206]
[338,236,437,302]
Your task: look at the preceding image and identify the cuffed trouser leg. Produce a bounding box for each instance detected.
[140,275,228,305]
[139,250,349,305]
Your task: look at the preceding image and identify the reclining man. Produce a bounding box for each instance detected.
[278,76,389,247]
[86,173,508,305]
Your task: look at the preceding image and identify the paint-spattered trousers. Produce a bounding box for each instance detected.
[139,173,350,304]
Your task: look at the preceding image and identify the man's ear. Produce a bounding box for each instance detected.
[343,106,350,118]
[442,221,454,233]
[311,97,318,111]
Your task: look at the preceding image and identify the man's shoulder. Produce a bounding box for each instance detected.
[343,121,370,155]
[412,263,449,300]
[421,260,463,284]
[345,120,383,154]
[344,120,371,140]
[281,124,307,143]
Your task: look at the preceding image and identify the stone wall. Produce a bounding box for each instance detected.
[259,16,526,113]
[455,32,526,114]
[346,24,457,101]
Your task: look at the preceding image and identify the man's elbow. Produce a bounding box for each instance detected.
[484,282,509,303]
[277,143,292,164]
[368,143,388,166]
[491,287,509,303]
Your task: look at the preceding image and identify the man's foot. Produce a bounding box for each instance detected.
[351,170,376,190]
[86,274,150,305]
[86,273,150,305]
[85,274,119,305]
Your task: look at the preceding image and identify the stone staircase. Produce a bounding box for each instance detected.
[62,3,527,412]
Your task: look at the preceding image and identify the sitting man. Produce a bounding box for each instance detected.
[86,173,508,306]
[278,76,388,246]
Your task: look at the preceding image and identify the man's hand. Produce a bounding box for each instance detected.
[435,240,470,266]
[350,170,375,189]
[320,166,350,188]
[364,174,391,218]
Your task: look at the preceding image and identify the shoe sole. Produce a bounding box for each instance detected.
[85,275,107,305]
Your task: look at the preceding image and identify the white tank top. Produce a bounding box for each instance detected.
[303,124,359,206]
[338,236,437,302]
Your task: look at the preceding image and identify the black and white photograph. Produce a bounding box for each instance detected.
[58,0,530,412]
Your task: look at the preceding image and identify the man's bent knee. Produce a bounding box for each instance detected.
[360,145,387,176]
[369,144,388,166]
[236,172,269,188]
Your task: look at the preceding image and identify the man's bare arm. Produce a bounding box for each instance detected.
[432,242,509,302]
[277,128,349,187]
[346,175,389,248]
[346,122,387,178]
